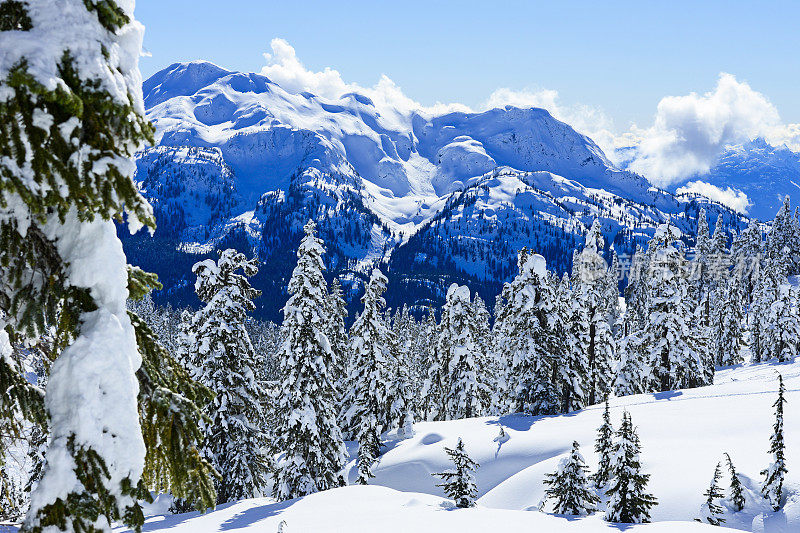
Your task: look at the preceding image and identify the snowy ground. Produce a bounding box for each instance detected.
[5,360,796,533]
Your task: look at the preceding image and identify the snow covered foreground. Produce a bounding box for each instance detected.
[129,485,717,533]
[122,361,797,533]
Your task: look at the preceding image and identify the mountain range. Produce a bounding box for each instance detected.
[126,60,795,320]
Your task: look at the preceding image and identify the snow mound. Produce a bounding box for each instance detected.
[117,485,718,533]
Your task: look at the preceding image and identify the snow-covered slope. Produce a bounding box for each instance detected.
[676,138,800,221]
[365,361,800,531]
[122,485,717,533]
[107,360,799,533]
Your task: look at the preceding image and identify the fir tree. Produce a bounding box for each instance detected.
[341,268,394,483]
[570,220,615,407]
[438,284,489,419]
[129,270,218,512]
[273,221,347,500]
[591,399,614,489]
[0,459,24,522]
[696,462,726,526]
[418,307,441,421]
[543,441,599,515]
[495,251,561,415]
[761,374,787,511]
[769,284,800,362]
[642,224,704,391]
[0,1,200,530]
[190,250,267,503]
[713,278,747,366]
[605,411,657,524]
[326,278,349,397]
[432,438,479,509]
[725,453,745,512]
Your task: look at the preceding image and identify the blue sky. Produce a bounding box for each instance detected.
[137,0,800,129]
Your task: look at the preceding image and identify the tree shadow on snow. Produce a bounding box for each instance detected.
[219,499,298,531]
[649,390,683,401]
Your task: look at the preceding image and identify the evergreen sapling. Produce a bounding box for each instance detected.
[543,441,599,516]
[432,438,479,508]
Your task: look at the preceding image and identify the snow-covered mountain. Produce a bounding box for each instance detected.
[128,61,747,318]
[674,138,800,221]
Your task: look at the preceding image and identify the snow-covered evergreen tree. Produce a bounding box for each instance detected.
[641,224,704,391]
[725,453,745,512]
[326,278,349,397]
[697,462,726,526]
[713,278,747,366]
[543,441,598,515]
[605,411,657,524]
[437,284,490,419]
[273,221,346,500]
[495,251,561,415]
[591,399,614,490]
[0,460,24,522]
[418,307,441,421]
[0,1,186,529]
[761,374,787,511]
[341,268,395,482]
[432,438,479,509]
[190,249,267,503]
[731,219,763,304]
[570,220,615,406]
[623,245,649,336]
[769,283,800,363]
[766,196,800,271]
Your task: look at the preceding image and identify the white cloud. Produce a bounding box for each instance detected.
[260,38,469,120]
[676,181,752,214]
[625,73,789,186]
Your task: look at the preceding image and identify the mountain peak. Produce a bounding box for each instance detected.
[143,60,232,108]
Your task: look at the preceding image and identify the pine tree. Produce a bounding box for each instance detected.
[190,250,267,503]
[730,219,762,304]
[0,2,194,530]
[769,284,800,362]
[766,196,798,269]
[725,453,745,512]
[591,399,614,489]
[623,245,649,336]
[713,278,747,366]
[697,462,726,526]
[273,221,347,500]
[0,459,24,522]
[432,438,479,509]
[642,224,704,391]
[570,220,615,407]
[418,307,441,421]
[761,374,787,511]
[749,258,783,363]
[326,278,349,397]
[605,411,657,524]
[129,270,218,513]
[438,284,489,419]
[341,268,394,483]
[495,251,561,415]
[543,441,599,515]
